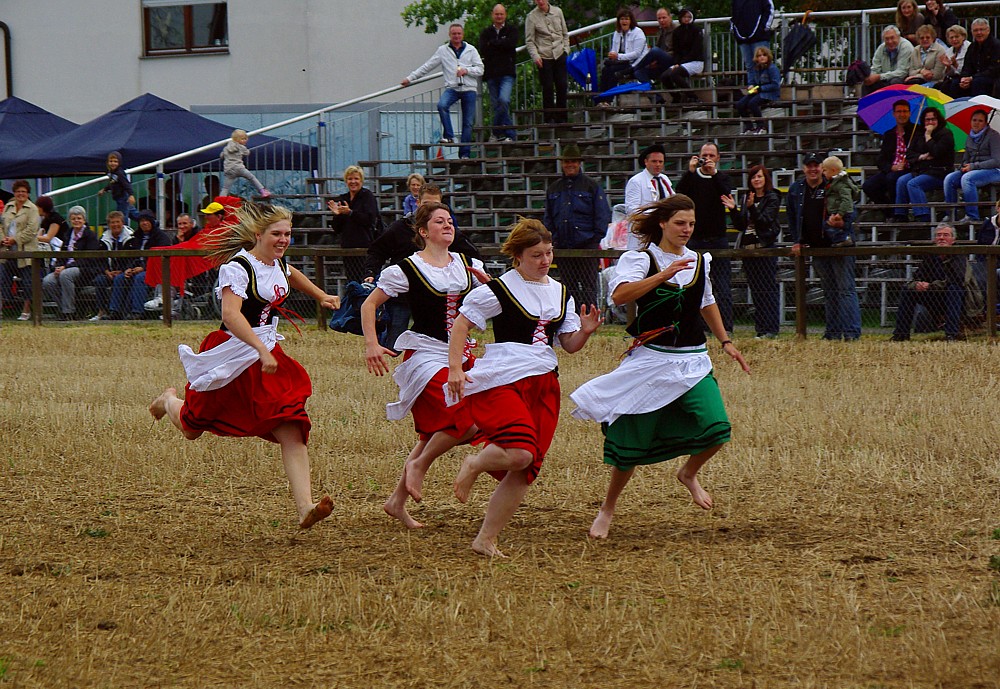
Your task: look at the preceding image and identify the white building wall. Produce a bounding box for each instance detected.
[3,0,449,123]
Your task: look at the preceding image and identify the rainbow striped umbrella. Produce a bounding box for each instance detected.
[858,84,964,150]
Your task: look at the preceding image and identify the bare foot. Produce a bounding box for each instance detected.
[149,387,176,420]
[383,497,424,529]
[453,455,480,504]
[404,457,430,503]
[299,495,334,529]
[589,508,614,539]
[471,535,506,558]
[677,471,713,510]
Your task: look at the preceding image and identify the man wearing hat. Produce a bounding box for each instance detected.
[543,144,612,306]
[787,152,862,340]
[199,201,227,233]
[624,144,675,250]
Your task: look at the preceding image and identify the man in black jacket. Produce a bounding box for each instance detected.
[862,100,915,220]
[109,209,171,319]
[364,184,481,351]
[677,142,734,333]
[890,223,966,340]
[479,4,519,142]
[946,17,1000,98]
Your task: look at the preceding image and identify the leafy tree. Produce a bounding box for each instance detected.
[401,1,733,48]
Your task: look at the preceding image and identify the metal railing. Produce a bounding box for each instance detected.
[5,245,997,342]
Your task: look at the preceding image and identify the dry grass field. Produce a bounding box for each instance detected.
[1,323,999,688]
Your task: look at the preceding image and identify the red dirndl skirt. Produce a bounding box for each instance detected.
[403,349,476,442]
[466,371,560,485]
[180,330,312,444]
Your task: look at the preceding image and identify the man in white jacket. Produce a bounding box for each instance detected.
[403,24,485,159]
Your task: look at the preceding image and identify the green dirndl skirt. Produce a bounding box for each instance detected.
[601,372,731,470]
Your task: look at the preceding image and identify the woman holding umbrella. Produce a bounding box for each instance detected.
[944,108,1000,225]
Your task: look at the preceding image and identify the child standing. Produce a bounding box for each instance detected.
[221,129,270,198]
[821,156,860,248]
[97,151,137,219]
[735,47,781,134]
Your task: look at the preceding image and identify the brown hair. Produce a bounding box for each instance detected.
[628,194,696,248]
[11,179,30,193]
[747,164,774,193]
[418,183,443,201]
[615,7,636,31]
[502,217,552,266]
[412,201,452,250]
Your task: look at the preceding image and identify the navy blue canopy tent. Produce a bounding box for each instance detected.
[0,96,77,152]
[0,93,317,178]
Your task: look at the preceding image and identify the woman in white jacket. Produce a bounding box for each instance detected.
[595,8,649,104]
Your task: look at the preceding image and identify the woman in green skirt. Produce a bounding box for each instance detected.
[570,194,750,539]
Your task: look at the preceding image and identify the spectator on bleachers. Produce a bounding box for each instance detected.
[661,8,705,103]
[923,0,960,40]
[525,0,570,125]
[788,153,862,341]
[905,25,947,85]
[199,175,221,214]
[0,179,40,321]
[678,142,734,334]
[721,163,781,338]
[108,209,170,319]
[632,8,675,83]
[735,46,780,134]
[402,24,484,159]
[543,144,612,307]
[326,165,381,283]
[402,174,425,217]
[938,24,971,93]
[943,109,1000,226]
[220,129,270,198]
[138,177,190,229]
[595,8,649,105]
[364,183,481,352]
[943,18,1000,98]
[199,201,226,233]
[890,223,966,341]
[90,211,134,321]
[97,151,137,221]
[730,0,774,71]
[174,213,199,243]
[970,198,1000,300]
[34,195,68,251]
[894,106,955,222]
[42,205,102,320]
[863,26,916,95]
[896,0,925,45]
[625,144,674,249]
[479,4,519,143]
[862,99,915,221]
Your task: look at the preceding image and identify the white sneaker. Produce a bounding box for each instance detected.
[144,296,163,310]
[16,312,30,321]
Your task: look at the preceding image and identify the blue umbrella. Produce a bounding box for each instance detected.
[566,48,598,91]
[594,81,652,101]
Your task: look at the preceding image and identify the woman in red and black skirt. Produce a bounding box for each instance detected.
[150,203,340,530]
[447,218,602,557]
[361,202,489,529]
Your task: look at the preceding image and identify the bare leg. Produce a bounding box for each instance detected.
[677,444,723,510]
[405,428,474,502]
[589,466,636,539]
[454,443,532,504]
[272,422,331,529]
[150,387,201,440]
[383,439,428,529]
[471,470,532,558]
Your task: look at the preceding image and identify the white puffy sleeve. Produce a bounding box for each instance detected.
[216,260,250,300]
[458,283,501,331]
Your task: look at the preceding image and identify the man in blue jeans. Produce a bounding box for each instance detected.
[787,153,862,340]
[479,5,518,143]
[403,24,484,159]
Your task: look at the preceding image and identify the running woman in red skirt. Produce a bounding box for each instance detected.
[447,218,602,557]
[150,203,341,530]
[361,202,490,529]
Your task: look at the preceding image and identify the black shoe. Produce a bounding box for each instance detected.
[889,334,910,342]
